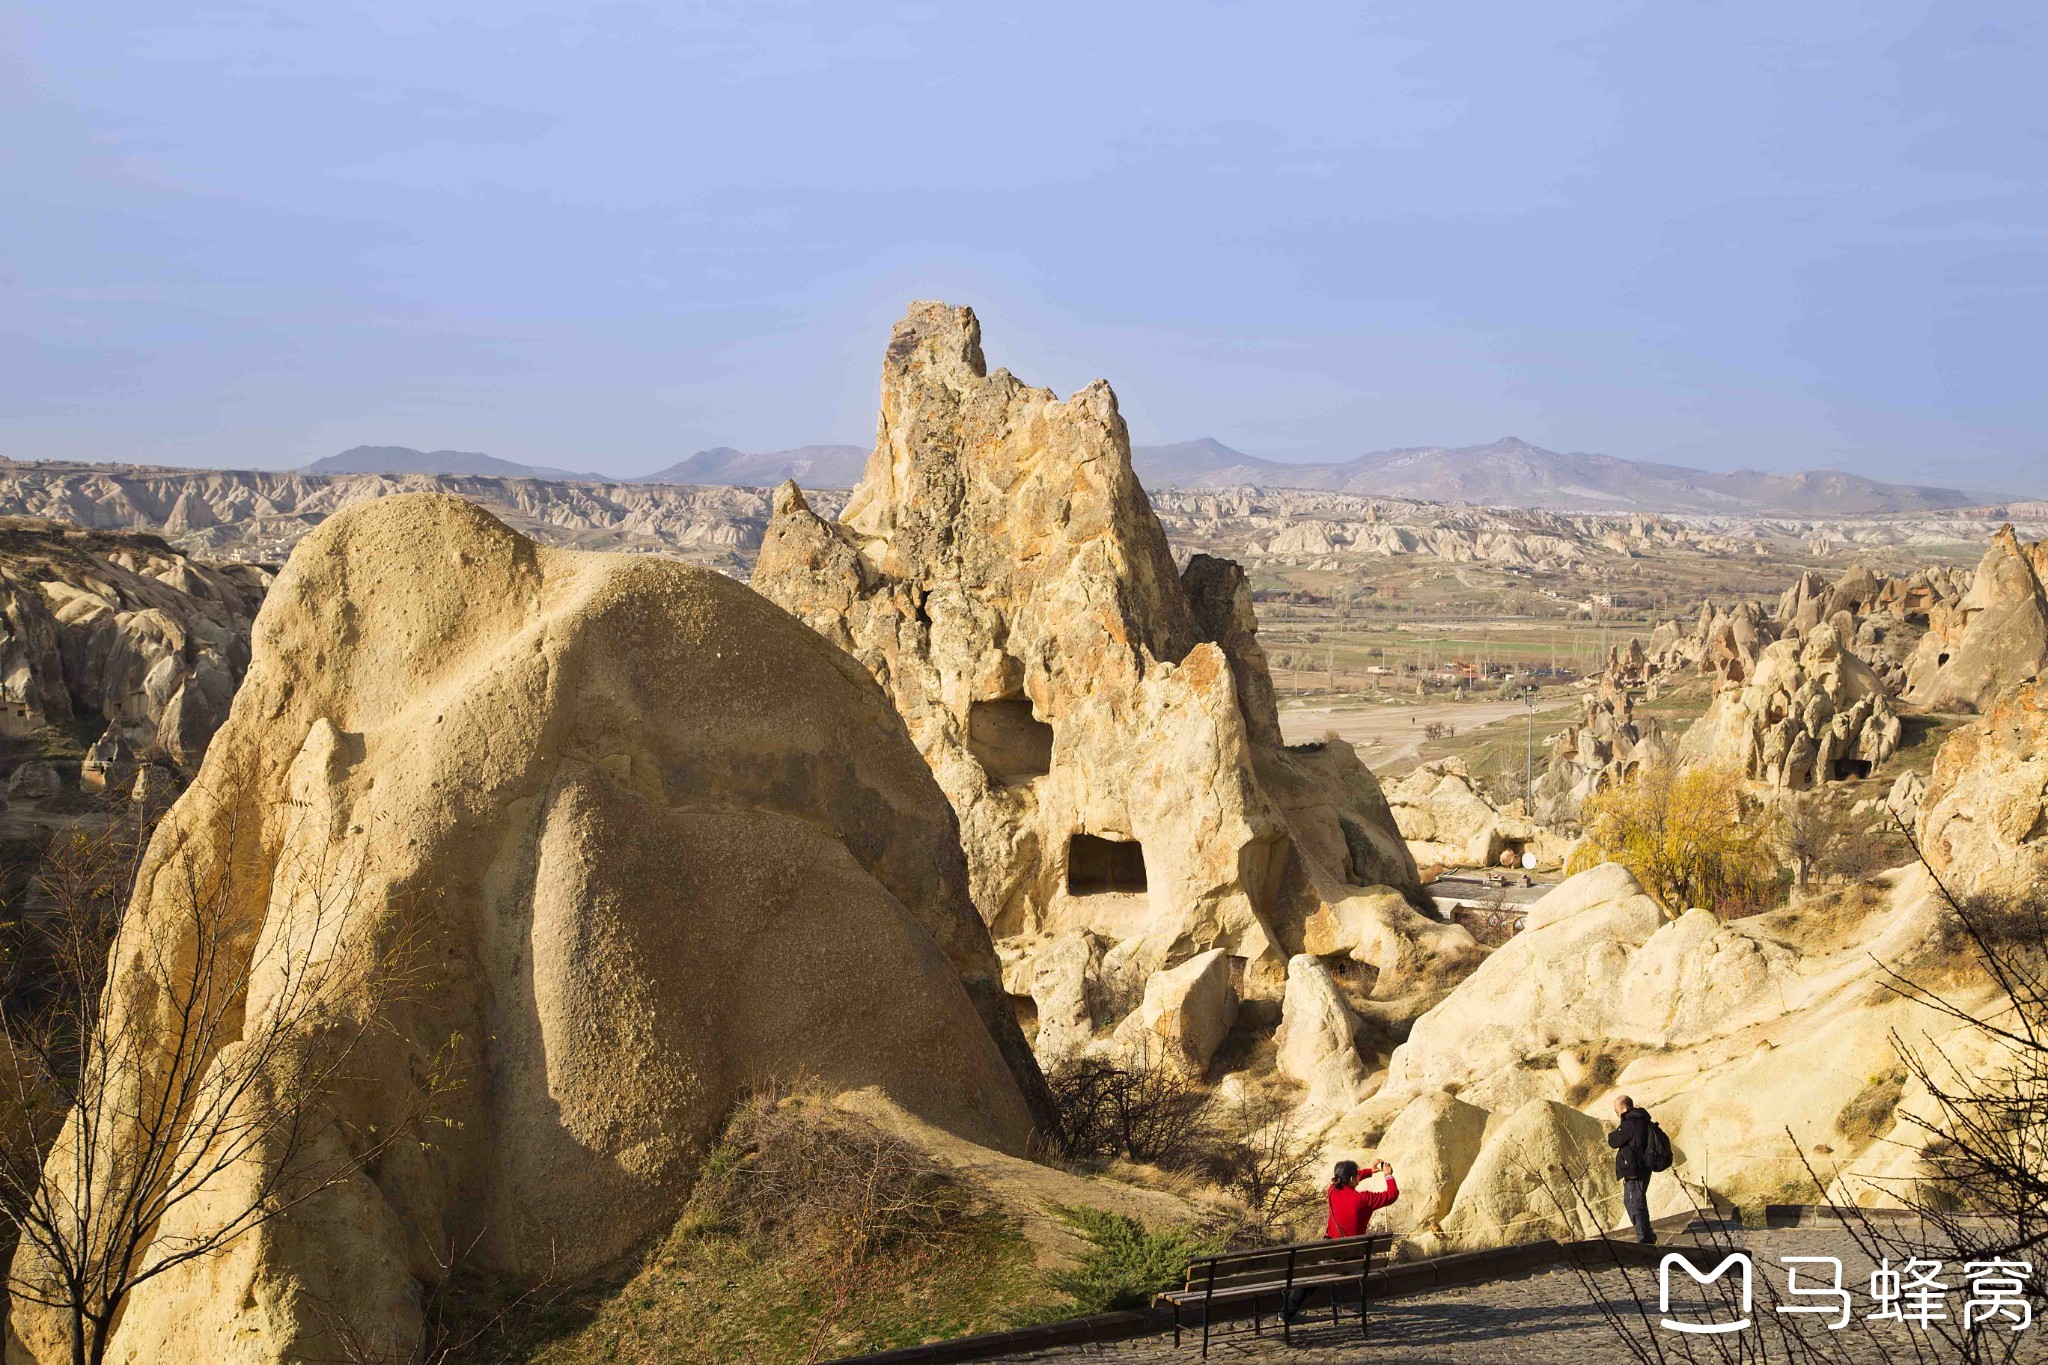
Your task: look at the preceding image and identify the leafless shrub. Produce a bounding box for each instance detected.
[1043,1049,1211,1170]
[1198,1087,1321,1239]
[695,1082,969,1265]
[318,1234,560,1365]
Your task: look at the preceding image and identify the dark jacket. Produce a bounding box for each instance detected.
[1608,1107,1651,1179]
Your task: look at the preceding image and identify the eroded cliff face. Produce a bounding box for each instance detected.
[1919,676,2048,902]
[8,495,1039,1365]
[1905,525,2048,714]
[754,303,1472,1074]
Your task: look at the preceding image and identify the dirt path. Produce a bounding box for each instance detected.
[1278,696,1540,768]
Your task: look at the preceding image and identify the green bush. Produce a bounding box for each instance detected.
[1046,1207,1217,1314]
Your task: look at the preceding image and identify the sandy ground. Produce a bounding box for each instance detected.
[1277,697,1549,768]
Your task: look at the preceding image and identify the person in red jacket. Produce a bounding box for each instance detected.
[1284,1159,1398,1321]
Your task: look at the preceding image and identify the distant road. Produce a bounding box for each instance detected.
[1279,696,1555,770]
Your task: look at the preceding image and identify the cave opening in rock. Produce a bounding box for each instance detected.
[1937,652,1951,667]
[1066,833,1148,895]
[968,699,1053,783]
[1832,757,1873,781]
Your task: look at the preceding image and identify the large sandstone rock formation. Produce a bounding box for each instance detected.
[1904,526,2048,713]
[1641,598,1780,688]
[0,519,268,786]
[8,495,1042,1364]
[1328,859,2007,1253]
[1678,624,1901,789]
[1918,677,2048,902]
[753,303,1473,1067]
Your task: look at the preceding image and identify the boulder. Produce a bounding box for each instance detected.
[1369,1092,1488,1236]
[1117,948,1237,1076]
[1275,955,1375,1113]
[1386,759,1541,868]
[8,495,1042,1364]
[6,760,60,801]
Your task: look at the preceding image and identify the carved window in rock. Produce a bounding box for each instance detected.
[1066,833,1148,895]
[968,700,1053,783]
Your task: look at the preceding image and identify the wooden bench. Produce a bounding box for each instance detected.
[1158,1232,1391,1356]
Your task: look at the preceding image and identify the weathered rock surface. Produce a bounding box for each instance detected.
[8,495,1043,1364]
[753,303,1469,1071]
[1918,677,2048,902]
[1113,948,1238,1076]
[0,519,268,787]
[1321,859,2004,1252]
[1386,758,1568,868]
[1904,526,2048,713]
[1678,624,1902,789]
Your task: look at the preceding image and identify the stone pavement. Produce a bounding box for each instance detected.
[988,1228,2044,1364]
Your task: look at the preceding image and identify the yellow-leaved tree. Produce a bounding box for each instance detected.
[1567,761,1784,918]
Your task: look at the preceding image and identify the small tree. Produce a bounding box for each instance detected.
[0,785,399,1365]
[1775,788,1894,892]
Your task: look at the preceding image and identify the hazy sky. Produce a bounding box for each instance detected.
[3,2,2043,490]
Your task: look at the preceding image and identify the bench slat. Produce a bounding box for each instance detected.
[1179,1234,1387,1287]
[1181,1259,1370,1293]
[1161,1271,1364,1306]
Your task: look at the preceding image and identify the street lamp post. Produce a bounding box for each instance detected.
[1523,684,1540,812]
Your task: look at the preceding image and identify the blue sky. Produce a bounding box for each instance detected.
[3,2,2042,490]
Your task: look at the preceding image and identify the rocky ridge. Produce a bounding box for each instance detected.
[5,460,2042,586]
[0,461,846,572]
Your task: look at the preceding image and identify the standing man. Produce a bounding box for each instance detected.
[1607,1094,1655,1244]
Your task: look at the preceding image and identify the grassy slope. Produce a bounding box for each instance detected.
[489,1214,1055,1365]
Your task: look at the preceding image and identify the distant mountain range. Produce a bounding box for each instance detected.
[304,444,870,488]
[1129,436,2000,515]
[638,445,868,487]
[304,446,609,482]
[302,437,2004,515]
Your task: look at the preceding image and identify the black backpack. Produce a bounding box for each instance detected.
[1644,1117,1673,1173]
